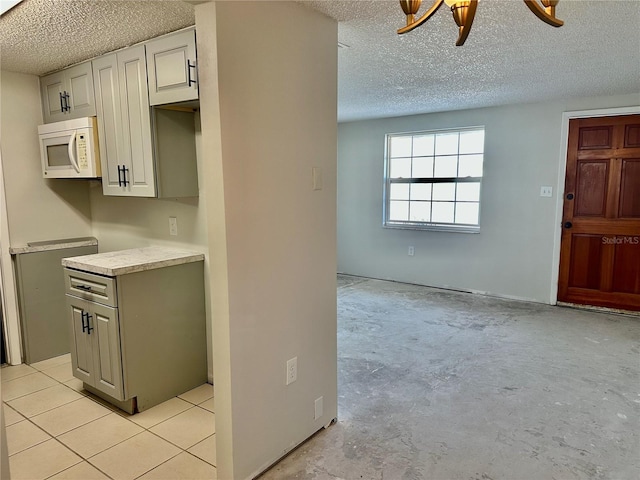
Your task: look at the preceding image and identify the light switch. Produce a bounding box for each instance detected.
[312,167,323,191]
[540,186,553,197]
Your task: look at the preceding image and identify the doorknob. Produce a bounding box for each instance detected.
[564,221,572,229]
[566,193,574,200]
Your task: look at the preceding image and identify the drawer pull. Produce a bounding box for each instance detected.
[76,284,92,292]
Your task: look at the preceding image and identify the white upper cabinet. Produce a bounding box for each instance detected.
[117,46,156,197]
[145,28,198,106]
[40,61,96,123]
[47,28,199,196]
[93,43,198,198]
[93,46,156,197]
[93,54,123,194]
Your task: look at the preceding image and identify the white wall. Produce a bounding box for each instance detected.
[337,93,640,304]
[0,71,93,246]
[0,71,93,364]
[196,2,338,479]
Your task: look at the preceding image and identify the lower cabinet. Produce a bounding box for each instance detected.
[64,260,207,413]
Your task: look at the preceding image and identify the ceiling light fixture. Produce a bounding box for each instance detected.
[398,0,563,46]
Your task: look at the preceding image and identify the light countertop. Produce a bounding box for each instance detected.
[10,237,98,255]
[61,246,204,276]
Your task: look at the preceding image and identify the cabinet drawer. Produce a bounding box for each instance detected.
[64,269,116,307]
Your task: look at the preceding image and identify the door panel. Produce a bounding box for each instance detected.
[66,62,96,118]
[624,124,640,147]
[93,54,124,194]
[91,303,124,401]
[575,161,608,216]
[578,126,612,150]
[567,235,603,289]
[67,297,93,385]
[40,71,65,123]
[145,29,198,106]
[118,45,156,197]
[612,243,640,294]
[558,114,640,311]
[619,159,640,217]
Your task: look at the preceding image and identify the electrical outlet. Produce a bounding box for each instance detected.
[169,217,178,236]
[408,246,415,256]
[314,396,323,420]
[286,357,297,385]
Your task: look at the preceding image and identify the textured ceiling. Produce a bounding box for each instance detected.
[0,0,195,75]
[1,0,639,122]
[300,0,640,121]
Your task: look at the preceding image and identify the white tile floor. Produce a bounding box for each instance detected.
[2,354,217,479]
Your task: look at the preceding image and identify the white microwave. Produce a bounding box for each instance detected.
[38,117,101,178]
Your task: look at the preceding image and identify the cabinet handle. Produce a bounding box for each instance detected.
[81,311,94,334]
[187,60,197,86]
[76,284,92,291]
[59,92,65,113]
[117,165,130,187]
[86,313,94,334]
[64,92,71,112]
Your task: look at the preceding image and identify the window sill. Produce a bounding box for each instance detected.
[383,222,480,234]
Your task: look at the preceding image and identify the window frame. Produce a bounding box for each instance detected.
[383,126,485,233]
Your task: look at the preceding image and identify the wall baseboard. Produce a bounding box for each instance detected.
[337,272,548,306]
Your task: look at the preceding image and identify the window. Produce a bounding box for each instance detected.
[383,127,485,232]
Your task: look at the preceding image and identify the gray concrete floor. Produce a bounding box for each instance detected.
[260,275,640,480]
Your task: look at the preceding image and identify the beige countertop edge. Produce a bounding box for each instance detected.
[62,253,204,277]
[9,239,99,255]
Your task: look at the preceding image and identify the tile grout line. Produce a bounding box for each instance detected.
[4,413,52,457]
[2,373,60,402]
[4,406,90,479]
[4,361,216,479]
[130,449,218,480]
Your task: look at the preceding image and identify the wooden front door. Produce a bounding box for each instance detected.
[558,114,640,311]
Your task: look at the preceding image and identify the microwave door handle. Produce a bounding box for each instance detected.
[67,130,81,173]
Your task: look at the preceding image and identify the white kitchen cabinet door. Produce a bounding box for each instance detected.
[92,54,125,195]
[40,61,96,123]
[90,302,125,401]
[40,71,66,123]
[66,295,125,401]
[67,298,94,385]
[145,28,198,106]
[66,62,96,118]
[117,45,156,197]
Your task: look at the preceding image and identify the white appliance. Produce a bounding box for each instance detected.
[38,117,101,178]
